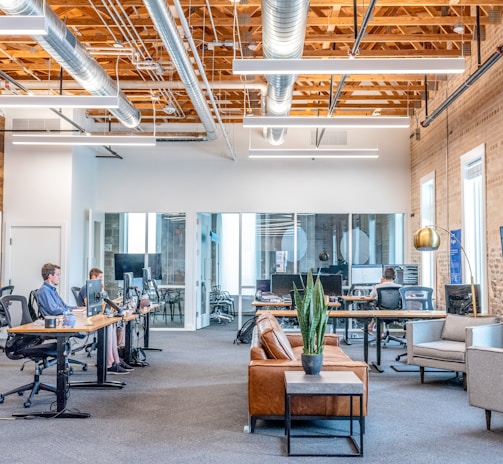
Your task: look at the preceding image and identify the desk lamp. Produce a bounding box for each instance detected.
[414,225,477,317]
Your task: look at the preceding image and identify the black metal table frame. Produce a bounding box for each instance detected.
[285,390,364,457]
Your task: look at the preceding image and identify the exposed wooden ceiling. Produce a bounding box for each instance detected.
[0,1,501,133]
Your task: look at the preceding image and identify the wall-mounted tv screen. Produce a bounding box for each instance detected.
[114,253,162,280]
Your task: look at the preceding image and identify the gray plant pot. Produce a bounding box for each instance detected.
[301,353,323,375]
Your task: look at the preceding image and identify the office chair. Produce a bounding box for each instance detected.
[394,286,435,361]
[0,295,58,408]
[399,286,434,311]
[209,287,234,323]
[30,290,88,371]
[0,285,14,297]
[376,287,405,348]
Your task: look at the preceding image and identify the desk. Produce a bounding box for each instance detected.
[340,296,374,345]
[284,371,363,457]
[256,309,447,371]
[252,300,341,309]
[8,313,121,418]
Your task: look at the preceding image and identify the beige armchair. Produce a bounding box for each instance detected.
[406,314,500,388]
[466,323,503,430]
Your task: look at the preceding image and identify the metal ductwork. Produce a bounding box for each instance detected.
[262,0,310,145]
[143,0,218,141]
[0,0,141,128]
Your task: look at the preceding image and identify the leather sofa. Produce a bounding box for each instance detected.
[248,312,369,432]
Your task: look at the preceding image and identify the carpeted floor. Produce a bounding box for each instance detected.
[0,319,501,464]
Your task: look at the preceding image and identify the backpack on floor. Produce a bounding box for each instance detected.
[233,316,257,345]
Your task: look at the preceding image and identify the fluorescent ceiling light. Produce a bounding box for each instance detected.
[233,58,466,75]
[243,116,410,128]
[0,16,48,35]
[12,134,156,146]
[0,95,120,109]
[249,148,379,159]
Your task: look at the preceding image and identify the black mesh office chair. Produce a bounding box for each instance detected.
[0,295,58,408]
[376,287,406,348]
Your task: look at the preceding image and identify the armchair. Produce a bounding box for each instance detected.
[406,314,500,388]
[466,323,503,430]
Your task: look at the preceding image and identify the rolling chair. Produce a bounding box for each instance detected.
[0,295,58,408]
[0,285,14,297]
[376,287,406,348]
[399,286,434,311]
[394,286,435,361]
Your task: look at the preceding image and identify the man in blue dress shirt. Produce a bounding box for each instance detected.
[37,263,76,316]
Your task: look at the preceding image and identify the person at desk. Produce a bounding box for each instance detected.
[78,267,133,375]
[368,267,402,333]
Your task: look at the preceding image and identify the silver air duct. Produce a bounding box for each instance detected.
[262,0,310,145]
[0,0,141,128]
[143,0,218,140]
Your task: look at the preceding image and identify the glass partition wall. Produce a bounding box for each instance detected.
[104,213,186,329]
[104,212,405,330]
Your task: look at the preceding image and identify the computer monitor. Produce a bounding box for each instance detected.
[114,253,162,280]
[123,272,135,306]
[350,265,383,286]
[445,284,481,315]
[142,267,152,294]
[270,273,305,296]
[316,274,343,297]
[256,279,271,292]
[86,278,103,317]
[384,264,419,285]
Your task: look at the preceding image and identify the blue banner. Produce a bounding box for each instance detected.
[449,229,462,284]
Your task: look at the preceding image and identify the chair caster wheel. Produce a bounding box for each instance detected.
[82,364,88,371]
[23,400,31,408]
[17,391,24,396]
[69,367,74,375]
[0,394,4,403]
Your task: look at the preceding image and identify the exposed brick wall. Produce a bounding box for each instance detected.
[410,26,503,315]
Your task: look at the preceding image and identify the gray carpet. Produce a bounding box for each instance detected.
[0,321,501,464]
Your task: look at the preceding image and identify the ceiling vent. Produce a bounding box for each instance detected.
[13,118,60,132]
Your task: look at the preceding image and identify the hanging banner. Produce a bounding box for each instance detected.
[449,229,462,284]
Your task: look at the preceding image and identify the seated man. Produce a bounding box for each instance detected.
[78,267,133,374]
[368,267,402,332]
[37,263,132,375]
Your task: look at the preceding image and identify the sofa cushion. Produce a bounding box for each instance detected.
[441,314,500,342]
[413,340,466,363]
[255,313,296,360]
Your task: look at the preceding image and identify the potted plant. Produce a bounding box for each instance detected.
[292,271,330,375]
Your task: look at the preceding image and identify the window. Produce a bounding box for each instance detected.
[461,144,486,312]
[420,172,435,288]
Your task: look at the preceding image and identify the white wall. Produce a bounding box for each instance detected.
[94,124,411,214]
[2,112,411,316]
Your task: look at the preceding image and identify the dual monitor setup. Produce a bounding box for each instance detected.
[257,273,343,300]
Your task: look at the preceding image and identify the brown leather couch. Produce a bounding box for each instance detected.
[248,312,369,432]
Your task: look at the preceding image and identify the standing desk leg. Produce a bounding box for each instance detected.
[142,311,162,352]
[13,336,91,419]
[371,318,384,373]
[71,326,125,389]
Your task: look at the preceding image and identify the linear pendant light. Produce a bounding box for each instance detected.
[248,148,379,159]
[243,116,410,129]
[0,95,120,109]
[0,16,48,35]
[12,134,157,146]
[233,57,466,75]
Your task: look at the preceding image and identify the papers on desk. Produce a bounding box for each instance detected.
[258,292,283,303]
[72,307,86,315]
